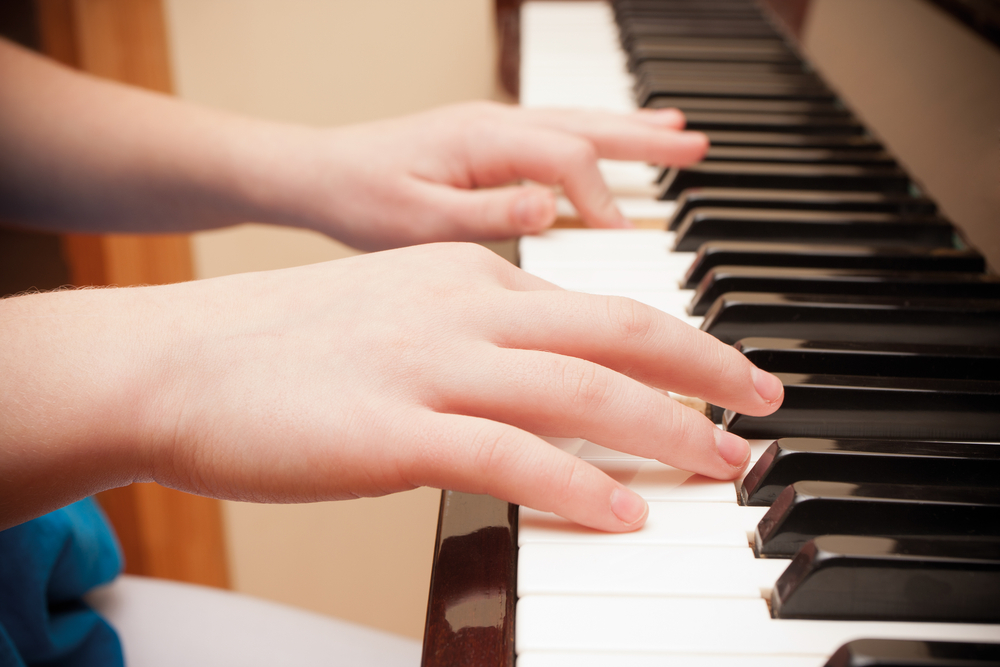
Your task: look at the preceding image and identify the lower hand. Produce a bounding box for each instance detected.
[134,244,781,532]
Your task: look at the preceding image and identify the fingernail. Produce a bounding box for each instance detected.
[715,428,750,469]
[610,487,648,526]
[514,191,555,230]
[603,199,632,228]
[751,367,784,406]
[678,131,710,151]
[637,108,685,127]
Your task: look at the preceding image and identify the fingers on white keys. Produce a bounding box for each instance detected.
[497,289,784,417]
[406,412,649,532]
[517,107,708,166]
[430,347,750,479]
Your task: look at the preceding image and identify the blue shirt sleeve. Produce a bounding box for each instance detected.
[0,498,125,667]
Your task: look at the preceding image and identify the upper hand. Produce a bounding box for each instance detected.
[285,102,708,249]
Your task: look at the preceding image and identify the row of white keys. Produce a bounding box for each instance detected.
[521,1,668,206]
[519,229,701,325]
[517,231,1000,663]
[520,1,634,112]
[515,5,1000,667]
[516,596,1000,661]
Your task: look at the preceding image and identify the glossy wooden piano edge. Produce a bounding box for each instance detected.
[421,490,518,667]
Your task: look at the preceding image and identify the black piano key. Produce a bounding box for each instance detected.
[659,163,910,200]
[704,131,883,149]
[824,639,1000,667]
[723,373,1000,441]
[669,189,937,230]
[687,267,1000,316]
[645,95,846,114]
[672,209,953,252]
[629,35,793,49]
[628,43,801,68]
[704,146,894,165]
[740,438,1000,506]
[701,293,1000,347]
[636,79,834,105]
[682,243,983,288]
[678,111,865,135]
[771,535,1000,623]
[635,61,810,78]
[753,481,1000,558]
[620,19,778,41]
[732,338,1000,380]
[637,70,828,90]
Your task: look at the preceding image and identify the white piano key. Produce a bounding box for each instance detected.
[518,502,767,548]
[521,2,634,111]
[517,653,825,667]
[521,230,675,257]
[543,437,651,460]
[599,160,664,197]
[523,265,690,291]
[517,543,790,598]
[516,596,1000,655]
[555,195,677,220]
[544,435,773,462]
[590,459,738,503]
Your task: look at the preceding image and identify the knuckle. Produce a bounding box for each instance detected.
[563,137,598,166]
[468,423,520,478]
[543,456,586,509]
[561,359,613,413]
[673,403,711,442]
[606,297,656,347]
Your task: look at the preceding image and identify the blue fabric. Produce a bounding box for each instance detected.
[0,498,124,667]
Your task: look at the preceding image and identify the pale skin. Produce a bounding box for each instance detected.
[0,39,784,533]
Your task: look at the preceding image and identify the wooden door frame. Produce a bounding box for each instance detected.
[34,0,229,589]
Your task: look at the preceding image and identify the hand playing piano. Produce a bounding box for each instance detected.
[297,102,709,248]
[2,243,782,533]
[0,38,778,534]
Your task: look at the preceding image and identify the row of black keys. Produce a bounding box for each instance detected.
[611,1,1000,664]
[741,438,999,626]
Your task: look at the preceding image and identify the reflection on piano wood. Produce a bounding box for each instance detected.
[423,1,1000,665]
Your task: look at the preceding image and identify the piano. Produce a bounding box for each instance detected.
[422,1,1000,665]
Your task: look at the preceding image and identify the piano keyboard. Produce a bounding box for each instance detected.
[510,1,1000,666]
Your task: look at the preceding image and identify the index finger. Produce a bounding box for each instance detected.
[516,107,709,166]
[498,289,784,417]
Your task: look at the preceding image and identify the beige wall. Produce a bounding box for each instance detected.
[163,0,499,639]
[801,0,1000,270]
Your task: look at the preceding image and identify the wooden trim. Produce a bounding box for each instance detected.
[495,0,521,100]
[421,492,517,667]
[34,0,229,589]
[757,0,813,43]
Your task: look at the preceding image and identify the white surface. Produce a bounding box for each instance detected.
[516,596,1000,655]
[520,2,635,112]
[518,654,824,667]
[87,575,421,667]
[518,229,702,323]
[518,543,789,598]
[518,502,767,548]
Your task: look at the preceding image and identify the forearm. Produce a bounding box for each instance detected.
[0,38,323,235]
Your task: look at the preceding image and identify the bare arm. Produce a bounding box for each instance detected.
[0,38,784,533]
[0,245,782,531]
[0,38,708,247]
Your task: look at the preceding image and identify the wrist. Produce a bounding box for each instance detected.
[0,287,169,526]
